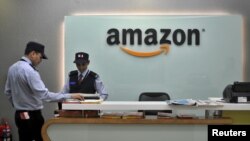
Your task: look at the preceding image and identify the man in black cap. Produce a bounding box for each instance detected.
[60,52,108,112]
[4,41,83,141]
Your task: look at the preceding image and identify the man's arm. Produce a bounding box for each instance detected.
[26,69,72,102]
[95,76,108,100]
[4,75,14,106]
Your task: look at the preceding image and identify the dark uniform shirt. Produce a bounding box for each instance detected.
[61,69,108,100]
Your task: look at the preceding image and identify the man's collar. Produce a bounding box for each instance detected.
[21,56,37,71]
[78,69,89,76]
[22,56,32,65]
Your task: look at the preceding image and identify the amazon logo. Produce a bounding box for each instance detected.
[106,28,202,57]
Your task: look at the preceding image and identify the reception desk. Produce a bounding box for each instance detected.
[61,101,250,111]
[42,101,250,141]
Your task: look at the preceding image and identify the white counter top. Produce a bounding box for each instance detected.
[62,101,250,111]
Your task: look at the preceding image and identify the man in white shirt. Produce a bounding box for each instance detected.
[5,41,83,141]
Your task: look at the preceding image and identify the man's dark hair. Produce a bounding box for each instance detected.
[24,41,47,59]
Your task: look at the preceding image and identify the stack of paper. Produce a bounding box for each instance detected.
[144,115,158,119]
[100,112,123,119]
[176,113,196,119]
[63,99,103,104]
[122,112,144,119]
[157,112,176,119]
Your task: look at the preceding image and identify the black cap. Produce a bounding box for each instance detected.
[73,52,89,64]
[25,41,48,59]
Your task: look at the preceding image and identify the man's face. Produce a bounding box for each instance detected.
[76,62,89,73]
[30,51,42,66]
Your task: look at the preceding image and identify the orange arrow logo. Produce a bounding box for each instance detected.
[120,44,170,57]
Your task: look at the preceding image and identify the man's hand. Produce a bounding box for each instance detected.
[70,93,84,101]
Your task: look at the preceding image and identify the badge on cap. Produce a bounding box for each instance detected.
[78,54,84,58]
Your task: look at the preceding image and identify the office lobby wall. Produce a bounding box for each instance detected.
[0,0,249,140]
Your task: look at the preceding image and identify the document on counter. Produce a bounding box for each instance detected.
[80,93,100,99]
[196,100,224,106]
[63,99,81,104]
[168,99,197,106]
[168,99,224,107]
[80,99,103,104]
[63,99,103,104]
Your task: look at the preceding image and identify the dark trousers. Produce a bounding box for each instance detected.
[15,110,44,141]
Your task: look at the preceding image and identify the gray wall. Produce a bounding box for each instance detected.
[0,0,249,140]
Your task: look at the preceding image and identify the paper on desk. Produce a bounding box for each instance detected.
[64,99,81,104]
[80,93,100,97]
[64,98,103,104]
[100,112,123,119]
[157,112,176,118]
[196,100,223,106]
[80,99,103,104]
[168,99,197,106]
